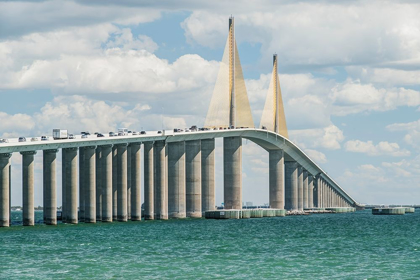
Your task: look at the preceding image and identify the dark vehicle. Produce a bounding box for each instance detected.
[69,134,75,139]
[190,125,197,131]
[128,130,132,134]
[41,136,49,141]
[97,133,104,137]
[261,126,267,130]
[109,132,116,137]
[157,131,162,134]
[140,131,146,135]
[19,137,26,142]
[174,128,179,133]
[132,131,138,135]
[81,131,91,135]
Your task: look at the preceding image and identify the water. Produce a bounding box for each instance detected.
[1,210,419,279]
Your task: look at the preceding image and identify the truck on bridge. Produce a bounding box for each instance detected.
[53,129,68,140]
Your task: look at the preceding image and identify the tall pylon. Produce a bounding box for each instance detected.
[260,54,288,138]
[204,17,254,129]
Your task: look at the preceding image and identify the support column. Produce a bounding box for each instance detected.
[95,147,102,221]
[269,149,284,209]
[112,146,117,220]
[117,144,128,222]
[43,149,58,225]
[79,147,85,222]
[144,142,154,220]
[308,175,314,208]
[168,141,186,219]
[64,147,78,224]
[101,145,112,222]
[223,136,242,209]
[22,151,36,226]
[297,166,303,211]
[61,149,66,223]
[154,140,168,220]
[303,170,308,209]
[127,144,131,220]
[201,139,215,214]
[285,161,298,211]
[130,143,141,221]
[186,140,201,218]
[84,146,96,223]
[0,153,11,227]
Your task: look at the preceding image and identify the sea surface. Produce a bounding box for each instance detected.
[1,210,419,279]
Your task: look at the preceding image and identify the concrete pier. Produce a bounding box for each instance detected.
[64,147,78,224]
[224,137,242,210]
[130,143,141,221]
[79,147,85,222]
[144,142,154,220]
[308,175,313,208]
[61,150,66,223]
[269,149,284,209]
[285,161,298,211]
[0,153,11,227]
[168,141,186,219]
[201,139,215,213]
[117,144,128,222]
[101,145,112,222]
[186,140,202,218]
[303,170,308,209]
[43,149,58,225]
[154,140,168,220]
[95,147,102,221]
[112,146,117,220]
[22,151,36,226]
[297,166,303,211]
[84,146,96,223]
[127,145,131,220]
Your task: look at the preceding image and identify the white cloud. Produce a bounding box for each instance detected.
[330,80,420,116]
[304,149,327,164]
[387,119,420,150]
[290,125,344,150]
[344,140,411,157]
[347,66,420,86]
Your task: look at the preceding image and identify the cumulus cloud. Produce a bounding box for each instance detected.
[303,149,327,164]
[344,140,411,157]
[290,125,344,150]
[387,119,420,150]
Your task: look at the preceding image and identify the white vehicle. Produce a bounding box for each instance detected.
[53,129,68,140]
[118,128,128,136]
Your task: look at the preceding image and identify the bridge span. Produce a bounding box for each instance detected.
[0,128,358,227]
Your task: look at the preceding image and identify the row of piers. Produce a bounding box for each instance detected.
[0,136,352,227]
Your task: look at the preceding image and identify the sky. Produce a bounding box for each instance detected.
[1,0,420,207]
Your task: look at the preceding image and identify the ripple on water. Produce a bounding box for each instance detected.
[1,210,420,279]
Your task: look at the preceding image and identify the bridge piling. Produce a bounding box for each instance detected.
[201,139,215,214]
[116,144,127,222]
[43,149,58,225]
[303,170,308,209]
[127,144,131,220]
[112,146,117,221]
[297,166,303,211]
[144,142,154,220]
[223,137,242,210]
[168,141,186,219]
[186,140,202,218]
[154,140,168,220]
[269,149,284,209]
[84,146,96,223]
[21,151,36,226]
[64,147,78,224]
[95,147,102,221]
[0,153,11,227]
[130,143,141,221]
[79,147,86,222]
[308,175,314,208]
[101,145,112,222]
[285,161,298,211]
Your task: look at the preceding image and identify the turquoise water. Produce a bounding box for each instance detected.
[1,210,419,279]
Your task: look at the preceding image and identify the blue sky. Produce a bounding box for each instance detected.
[1,0,420,206]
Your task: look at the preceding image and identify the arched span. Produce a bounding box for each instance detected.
[0,128,359,206]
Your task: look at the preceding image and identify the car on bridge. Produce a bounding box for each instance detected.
[109,132,116,137]
[0,138,8,143]
[69,134,75,139]
[132,131,138,135]
[140,131,146,135]
[31,137,38,142]
[18,137,26,142]
[41,136,49,141]
[97,133,104,137]
[81,134,88,139]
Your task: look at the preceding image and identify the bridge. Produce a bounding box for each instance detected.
[0,17,358,227]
